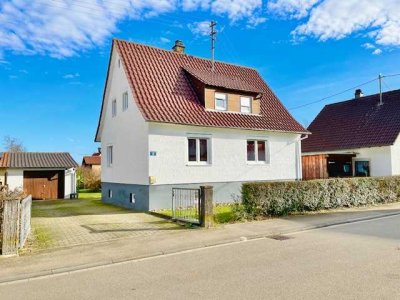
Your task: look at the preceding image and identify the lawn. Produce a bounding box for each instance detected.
[156,204,237,224]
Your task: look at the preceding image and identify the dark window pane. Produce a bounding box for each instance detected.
[188,139,197,161]
[200,139,208,162]
[355,161,370,177]
[258,141,266,161]
[247,141,255,161]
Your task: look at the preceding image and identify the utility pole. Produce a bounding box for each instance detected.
[210,20,217,72]
[378,73,383,105]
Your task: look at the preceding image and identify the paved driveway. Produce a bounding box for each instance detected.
[27,197,181,252]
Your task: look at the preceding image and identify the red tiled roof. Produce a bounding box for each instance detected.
[0,152,78,168]
[95,39,307,141]
[302,90,400,153]
[183,66,261,94]
[82,156,101,166]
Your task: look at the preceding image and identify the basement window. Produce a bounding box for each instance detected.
[215,93,227,111]
[108,189,113,198]
[188,138,210,164]
[247,140,269,163]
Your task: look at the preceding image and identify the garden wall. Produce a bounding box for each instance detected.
[242,176,400,217]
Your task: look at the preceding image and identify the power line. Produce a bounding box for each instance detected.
[289,73,400,111]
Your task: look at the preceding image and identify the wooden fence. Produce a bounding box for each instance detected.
[0,195,32,256]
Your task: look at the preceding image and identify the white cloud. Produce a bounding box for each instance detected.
[281,0,400,52]
[182,0,210,10]
[160,37,171,44]
[362,42,375,49]
[63,73,80,79]
[188,21,211,36]
[247,16,267,28]
[211,0,262,22]
[268,0,321,19]
[372,48,382,55]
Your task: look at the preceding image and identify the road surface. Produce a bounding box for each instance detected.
[1,214,399,299]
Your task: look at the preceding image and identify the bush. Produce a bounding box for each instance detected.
[77,167,101,191]
[241,176,400,218]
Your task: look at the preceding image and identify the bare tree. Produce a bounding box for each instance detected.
[3,136,26,152]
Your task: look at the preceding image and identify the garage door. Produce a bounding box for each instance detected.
[23,171,64,200]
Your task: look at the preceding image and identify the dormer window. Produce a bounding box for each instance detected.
[240,96,252,113]
[215,93,227,111]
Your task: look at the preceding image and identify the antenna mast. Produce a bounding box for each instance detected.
[210,20,217,72]
[378,73,383,105]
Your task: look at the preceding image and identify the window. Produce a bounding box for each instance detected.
[108,189,112,198]
[122,92,128,111]
[215,93,227,111]
[130,193,135,204]
[112,99,117,117]
[240,96,252,113]
[355,161,370,177]
[107,145,113,167]
[187,138,209,164]
[247,140,268,163]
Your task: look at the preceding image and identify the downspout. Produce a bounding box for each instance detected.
[296,135,309,180]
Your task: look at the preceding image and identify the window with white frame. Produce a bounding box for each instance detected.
[247,140,268,163]
[240,96,252,113]
[107,145,113,167]
[122,92,128,111]
[188,138,210,163]
[112,99,117,117]
[215,93,227,111]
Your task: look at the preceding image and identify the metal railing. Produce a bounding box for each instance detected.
[172,188,201,225]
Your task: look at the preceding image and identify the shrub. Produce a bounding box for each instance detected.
[241,176,400,218]
[77,167,101,191]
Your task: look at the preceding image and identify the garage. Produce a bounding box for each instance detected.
[23,171,65,200]
[0,152,78,200]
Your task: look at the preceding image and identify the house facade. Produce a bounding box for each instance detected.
[0,152,78,199]
[95,39,308,211]
[302,89,400,180]
[82,150,101,173]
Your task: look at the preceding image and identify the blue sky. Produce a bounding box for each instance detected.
[1,1,400,161]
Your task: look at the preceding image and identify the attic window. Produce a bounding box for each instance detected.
[215,93,227,111]
[240,96,252,113]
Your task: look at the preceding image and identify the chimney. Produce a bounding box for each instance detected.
[172,40,185,54]
[355,89,364,99]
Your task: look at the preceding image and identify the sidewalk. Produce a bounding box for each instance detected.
[1,203,400,284]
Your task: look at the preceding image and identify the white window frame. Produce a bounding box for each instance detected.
[215,92,227,111]
[112,99,117,117]
[107,145,113,167]
[240,96,252,114]
[246,140,270,164]
[122,91,128,111]
[187,137,211,165]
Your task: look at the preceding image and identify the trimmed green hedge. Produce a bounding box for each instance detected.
[241,176,400,217]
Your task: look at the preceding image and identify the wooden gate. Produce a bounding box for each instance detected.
[23,171,64,200]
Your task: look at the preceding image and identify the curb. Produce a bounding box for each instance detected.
[1,210,399,286]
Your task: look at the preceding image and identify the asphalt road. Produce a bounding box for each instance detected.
[1,214,399,300]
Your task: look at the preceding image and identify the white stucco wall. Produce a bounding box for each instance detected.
[6,169,24,190]
[148,123,301,185]
[99,47,149,185]
[390,134,400,175]
[64,168,76,198]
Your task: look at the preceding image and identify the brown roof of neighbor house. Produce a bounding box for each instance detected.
[82,155,101,166]
[95,39,307,141]
[302,89,400,153]
[0,152,78,169]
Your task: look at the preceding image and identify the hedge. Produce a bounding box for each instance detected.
[241,176,400,217]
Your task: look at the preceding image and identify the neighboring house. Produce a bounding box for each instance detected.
[0,152,78,199]
[82,150,101,173]
[302,89,400,180]
[95,39,308,211]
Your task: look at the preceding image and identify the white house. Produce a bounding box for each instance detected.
[95,39,308,211]
[0,152,78,199]
[302,89,400,180]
